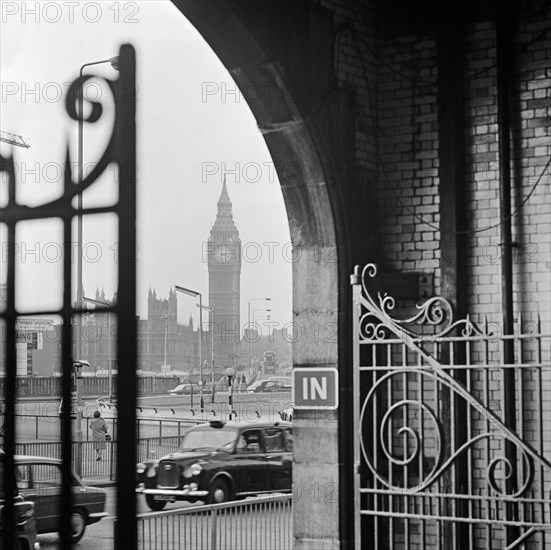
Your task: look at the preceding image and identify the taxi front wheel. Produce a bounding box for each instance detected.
[207,478,230,504]
[145,494,167,511]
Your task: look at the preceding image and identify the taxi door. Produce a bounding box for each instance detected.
[264,427,293,492]
[230,429,271,495]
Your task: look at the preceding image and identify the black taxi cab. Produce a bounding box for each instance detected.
[136,420,293,510]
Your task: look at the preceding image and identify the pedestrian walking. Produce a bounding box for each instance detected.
[89,410,109,461]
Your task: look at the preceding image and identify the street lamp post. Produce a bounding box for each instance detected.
[247,298,271,379]
[253,310,271,373]
[71,359,90,478]
[75,57,119,442]
[107,317,113,400]
[161,314,168,374]
[197,304,215,403]
[225,367,235,420]
[175,285,204,413]
[76,56,119,373]
[83,296,113,400]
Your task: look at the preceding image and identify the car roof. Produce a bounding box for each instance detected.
[189,420,292,431]
[13,455,93,486]
[14,455,63,465]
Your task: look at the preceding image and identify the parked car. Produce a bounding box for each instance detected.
[0,496,40,550]
[168,378,226,396]
[168,383,197,395]
[246,379,291,393]
[0,453,40,550]
[14,456,107,543]
[136,420,293,511]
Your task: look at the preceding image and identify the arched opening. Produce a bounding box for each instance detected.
[170,2,352,547]
[1,1,353,548]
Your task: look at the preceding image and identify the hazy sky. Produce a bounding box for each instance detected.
[1,0,292,331]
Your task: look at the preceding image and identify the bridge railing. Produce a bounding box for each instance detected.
[1,375,183,398]
[10,413,201,441]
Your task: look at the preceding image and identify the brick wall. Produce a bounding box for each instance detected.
[321,0,550,331]
[378,35,441,281]
[510,17,551,335]
[316,1,550,549]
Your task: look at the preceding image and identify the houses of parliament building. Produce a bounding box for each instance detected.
[8,181,289,377]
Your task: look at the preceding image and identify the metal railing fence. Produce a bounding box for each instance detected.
[13,436,190,479]
[136,495,293,550]
[11,414,201,441]
[0,375,182,398]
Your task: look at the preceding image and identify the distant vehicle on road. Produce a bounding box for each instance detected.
[168,383,196,395]
[168,378,226,396]
[137,419,293,511]
[246,378,291,393]
[15,455,107,543]
[259,351,278,376]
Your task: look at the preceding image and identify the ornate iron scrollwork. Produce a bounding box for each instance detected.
[360,368,535,497]
[355,263,550,499]
[1,69,124,218]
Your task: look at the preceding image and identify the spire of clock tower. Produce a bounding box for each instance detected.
[211,177,238,236]
[217,175,231,213]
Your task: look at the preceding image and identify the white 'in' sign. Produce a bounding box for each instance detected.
[293,368,338,410]
[303,377,327,400]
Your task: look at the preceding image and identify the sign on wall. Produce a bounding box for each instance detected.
[16,343,28,376]
[292,367,339,410]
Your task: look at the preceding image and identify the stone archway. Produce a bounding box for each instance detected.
[171,1,354,548]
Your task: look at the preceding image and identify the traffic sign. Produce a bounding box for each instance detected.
[292,367,339,410]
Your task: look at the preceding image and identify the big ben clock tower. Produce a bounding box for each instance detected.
[207,179,242,365]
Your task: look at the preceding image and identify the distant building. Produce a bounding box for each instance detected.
[206,179,242,368]
[2,182,247,377]
[80,289,115,376]
[138,287,197,374]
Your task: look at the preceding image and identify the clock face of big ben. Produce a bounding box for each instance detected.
[215,244,231,262]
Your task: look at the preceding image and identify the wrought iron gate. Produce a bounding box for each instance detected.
[351,264,551,550]
[1,44,137,549]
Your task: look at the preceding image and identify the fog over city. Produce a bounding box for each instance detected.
[1,0,292,331]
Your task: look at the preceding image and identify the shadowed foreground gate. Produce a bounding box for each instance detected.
[351,264,551,550]
[0,43,137,549]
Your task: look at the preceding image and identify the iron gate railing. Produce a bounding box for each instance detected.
[352,264,551,550]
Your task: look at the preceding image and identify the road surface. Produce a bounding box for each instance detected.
[37,487,195,549]
[38,488,292,549]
